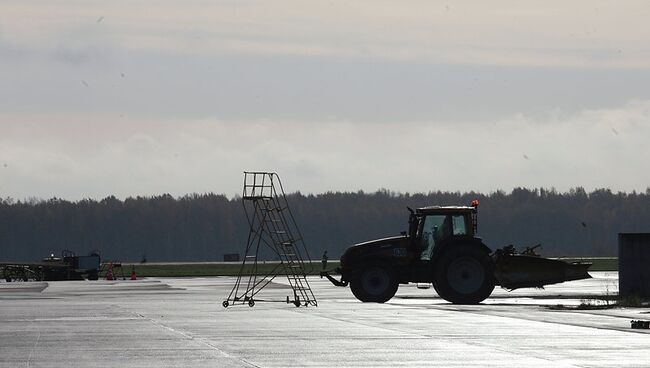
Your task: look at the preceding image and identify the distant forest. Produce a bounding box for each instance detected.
[1,187,649,262]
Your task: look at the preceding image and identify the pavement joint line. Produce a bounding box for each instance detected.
[298,304,552,368]
[394,302,650,336]
[25,320,41,368]
[294,306,587,367]
[128,310,261,368]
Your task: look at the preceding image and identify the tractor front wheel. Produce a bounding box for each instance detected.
[434,245,495,304]
[350,264,398,303]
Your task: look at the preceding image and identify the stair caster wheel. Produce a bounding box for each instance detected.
[222,301,229,308]
[248,299,255,307]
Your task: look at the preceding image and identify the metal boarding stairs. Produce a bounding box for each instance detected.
[223,172,317,308]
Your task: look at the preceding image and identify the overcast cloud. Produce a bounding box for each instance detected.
[1,1,649,199]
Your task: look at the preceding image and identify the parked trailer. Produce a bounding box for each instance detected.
[1,251,100,282]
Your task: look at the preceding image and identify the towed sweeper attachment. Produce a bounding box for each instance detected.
[492,245,592,290]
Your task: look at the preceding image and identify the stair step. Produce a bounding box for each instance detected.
[242,195,273,200]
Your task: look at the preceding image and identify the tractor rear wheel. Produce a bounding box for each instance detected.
[350,264,398,303]
[434,245,495,304]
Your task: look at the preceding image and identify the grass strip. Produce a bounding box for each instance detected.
[112,261,340,278]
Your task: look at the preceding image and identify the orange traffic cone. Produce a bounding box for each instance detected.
[130,266,137,280]
[105,262,114,281]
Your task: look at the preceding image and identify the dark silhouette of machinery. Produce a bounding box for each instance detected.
[1,250,100,282]
[322,202,591,304]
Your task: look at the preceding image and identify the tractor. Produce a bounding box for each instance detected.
[321,201,591,304]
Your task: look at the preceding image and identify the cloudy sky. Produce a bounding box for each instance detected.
[1,1,650,200]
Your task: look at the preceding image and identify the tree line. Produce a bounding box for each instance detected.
[1,187,649,262]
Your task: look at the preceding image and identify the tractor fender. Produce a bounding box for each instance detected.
[431,237,492,261]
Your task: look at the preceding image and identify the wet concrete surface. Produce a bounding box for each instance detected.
[0,272,648,367]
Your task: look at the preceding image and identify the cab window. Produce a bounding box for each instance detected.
[419,215,446,246]
[419,215,452,261]
[452,215,468,236]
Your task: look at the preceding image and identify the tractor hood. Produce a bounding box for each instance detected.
[354,235,405,248]
[340,235,409,267]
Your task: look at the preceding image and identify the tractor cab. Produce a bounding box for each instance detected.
[408,205,480,261]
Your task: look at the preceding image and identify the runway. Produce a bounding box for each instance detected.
[1,272,648,367]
